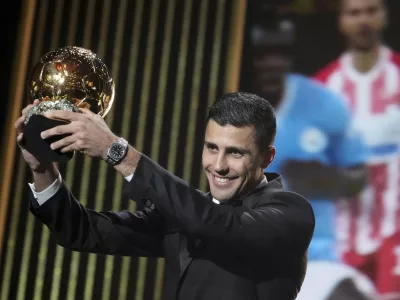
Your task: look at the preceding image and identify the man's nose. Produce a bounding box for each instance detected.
[214,154,229,174]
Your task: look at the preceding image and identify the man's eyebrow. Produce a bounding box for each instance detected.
[204,141,250,154]
[226,146,250,154]
[204,141,216,147]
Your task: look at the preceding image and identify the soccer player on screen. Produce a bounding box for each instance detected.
[250,15,367,262]
[314,0,400,298]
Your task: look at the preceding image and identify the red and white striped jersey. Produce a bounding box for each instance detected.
[314,46,400,255]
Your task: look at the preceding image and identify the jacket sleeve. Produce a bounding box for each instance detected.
[125,155,315,255]
[29,181,165,257]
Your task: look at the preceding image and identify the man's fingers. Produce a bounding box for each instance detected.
[16,100,42,134]
[41,123,75,139]
[22,99,40,115]
[60,142,80,153]
[22,104,34,116]
[16,133,23,144]
[50,135,76,150]
[44,110,84,122]
[22,100,40,116]
[14,116,25,130]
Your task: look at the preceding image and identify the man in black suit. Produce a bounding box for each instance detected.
[15,92,315,299]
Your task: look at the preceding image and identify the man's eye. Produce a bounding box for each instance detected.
[230,152,243,157]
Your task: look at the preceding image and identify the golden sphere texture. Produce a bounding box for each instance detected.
[26,46,115,117]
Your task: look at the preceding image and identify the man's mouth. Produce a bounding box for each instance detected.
[215,176,230,183]
[211,174,237,186]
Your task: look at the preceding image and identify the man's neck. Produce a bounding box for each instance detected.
[350,46,381,74]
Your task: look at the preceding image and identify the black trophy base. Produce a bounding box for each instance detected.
[23,114,74,163]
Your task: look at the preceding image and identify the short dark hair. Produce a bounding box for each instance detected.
[206,92,276,152]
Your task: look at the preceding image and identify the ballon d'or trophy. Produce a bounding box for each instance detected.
[23,46,115,163]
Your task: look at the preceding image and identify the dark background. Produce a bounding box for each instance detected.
[1,2,22,134]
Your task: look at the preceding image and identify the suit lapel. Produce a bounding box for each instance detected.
[178,191,210,274]
[177,192,211,285]
[179,235,190,272]
[178,233,200,278]
[175,233,199,299]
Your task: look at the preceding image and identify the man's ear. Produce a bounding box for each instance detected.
[261,146,276,169]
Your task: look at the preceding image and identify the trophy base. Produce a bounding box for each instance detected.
[22,114,74,163]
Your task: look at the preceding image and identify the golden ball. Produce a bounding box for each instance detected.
[26,46,115,118]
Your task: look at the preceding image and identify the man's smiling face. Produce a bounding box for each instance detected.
[202,120,272,202]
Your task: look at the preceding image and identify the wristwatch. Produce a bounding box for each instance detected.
[106,137,128,165]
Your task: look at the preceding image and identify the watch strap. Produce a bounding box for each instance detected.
[106,137,128,165]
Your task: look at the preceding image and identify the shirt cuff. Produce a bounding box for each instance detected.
[124,173,134,182]
[28,172,63,206]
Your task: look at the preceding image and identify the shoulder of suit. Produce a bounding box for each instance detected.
[253,180,310,207]
[271,190,315,227]
[259,188,314,216]
[272,189,311,205]
[250,188,315,234]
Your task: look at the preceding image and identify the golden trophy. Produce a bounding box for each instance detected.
[23,46,115,163]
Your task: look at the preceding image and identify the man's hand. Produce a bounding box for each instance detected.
[15,100,59,192]
[15,99,46,171]
[41,108,118,160]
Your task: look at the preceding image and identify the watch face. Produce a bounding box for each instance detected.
[110,143,125,159]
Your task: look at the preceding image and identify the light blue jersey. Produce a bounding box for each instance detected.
[267,73,367,261]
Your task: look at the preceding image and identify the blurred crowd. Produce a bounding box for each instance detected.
[246,0,400,299]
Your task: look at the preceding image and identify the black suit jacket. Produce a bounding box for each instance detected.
[29,154,315,300]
